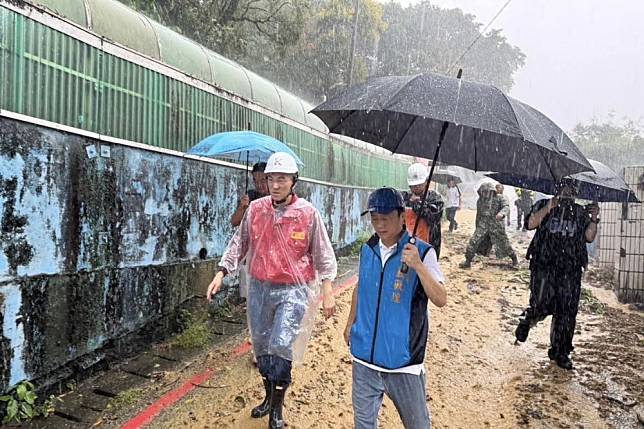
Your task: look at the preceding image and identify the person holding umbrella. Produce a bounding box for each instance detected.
[230,162,268,366]
[404,163,445,258]
[231,162,269,227]
[187,130,304,228]
[344,187,447,429]
[445,178,462,232]
[459,182,518,268]
[514,178,599,370]
[207,152,337,429]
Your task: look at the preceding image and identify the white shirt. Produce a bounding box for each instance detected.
[353,239,445,375]
[446,186,460,208]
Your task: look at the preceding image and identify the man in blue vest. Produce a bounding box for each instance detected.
[344,187,447,429]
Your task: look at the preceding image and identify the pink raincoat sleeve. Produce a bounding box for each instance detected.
[310,210,338,281]
[219,204,251,275]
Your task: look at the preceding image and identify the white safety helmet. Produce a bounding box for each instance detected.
[407,163,429,186]
[265,152,299,175]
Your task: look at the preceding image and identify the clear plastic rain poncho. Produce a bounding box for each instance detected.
[219,195,337,363]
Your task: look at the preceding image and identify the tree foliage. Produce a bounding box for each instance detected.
[571,117,644,174]
[122,0,307,61]
[376,2,525,91]
[273,0,387,101]
[122,0,526,101]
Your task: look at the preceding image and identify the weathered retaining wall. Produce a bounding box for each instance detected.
[0,117,372,392]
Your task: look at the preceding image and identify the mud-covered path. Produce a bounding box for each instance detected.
[68,210,644,429]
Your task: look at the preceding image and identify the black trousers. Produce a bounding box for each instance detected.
[446,207,458,231]
[521,265,582,356]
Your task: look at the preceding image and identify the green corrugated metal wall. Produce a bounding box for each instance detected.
[0,6,408,188]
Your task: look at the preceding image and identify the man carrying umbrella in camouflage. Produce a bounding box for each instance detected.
[459,182,518,268]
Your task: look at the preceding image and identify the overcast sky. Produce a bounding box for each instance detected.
[391,0,644,132]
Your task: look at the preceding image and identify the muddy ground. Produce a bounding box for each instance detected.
[23,210,644,428]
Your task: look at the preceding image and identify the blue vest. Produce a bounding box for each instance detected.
[350,232,432,369]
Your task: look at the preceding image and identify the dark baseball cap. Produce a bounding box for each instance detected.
[361,187,405,216]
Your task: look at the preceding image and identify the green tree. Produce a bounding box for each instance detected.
[271,0,387,101]
[571,117,644,174]
[376,2,525,91]
[122,0,525,103]
[122,0,307,61]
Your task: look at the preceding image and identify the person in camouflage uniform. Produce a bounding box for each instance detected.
[459,182,518,268]
[496,184,512,227]
[514,188,534,231]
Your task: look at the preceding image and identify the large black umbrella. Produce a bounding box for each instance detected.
[312,72,594,181]
[313,71,594,271]
[487,159,640,203]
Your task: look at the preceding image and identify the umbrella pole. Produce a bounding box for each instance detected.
[401,120,450,274]
[245,121,252,193]
[414,120,450,237]
[402,68,462,274]
[245,151,249,193]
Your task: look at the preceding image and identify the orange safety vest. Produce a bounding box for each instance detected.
[405,208,431,243]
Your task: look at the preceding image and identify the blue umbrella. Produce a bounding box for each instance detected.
[187,131,304,191]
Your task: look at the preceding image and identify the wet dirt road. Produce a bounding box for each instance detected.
[97,210,643,429]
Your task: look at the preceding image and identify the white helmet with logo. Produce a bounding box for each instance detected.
[265,152,299,174]
[407,163,428,186]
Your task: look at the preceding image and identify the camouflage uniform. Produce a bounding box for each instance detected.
[462,183,517,266]
[514,189,534,230]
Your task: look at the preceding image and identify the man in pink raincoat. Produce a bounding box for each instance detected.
[207,152,337,429]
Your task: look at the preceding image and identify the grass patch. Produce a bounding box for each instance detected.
[210,300,234,319]
[172,309,212,349]
[348,231,372,256]
[580,287,606,315]
[107,388,145,411]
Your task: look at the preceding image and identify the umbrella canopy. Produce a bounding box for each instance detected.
[487,160,640,203]
[312,73,593,181]
[187,131,304,166]
[432,168,462,185]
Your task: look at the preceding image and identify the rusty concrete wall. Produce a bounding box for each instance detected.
[0,117,372,392]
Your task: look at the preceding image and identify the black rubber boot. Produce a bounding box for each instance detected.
[515,321,530,343]
[548,348,557,360]
[268,384,288,429]
[251,378,271,418]
[555,354,573,370]
[511,254,518,266]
